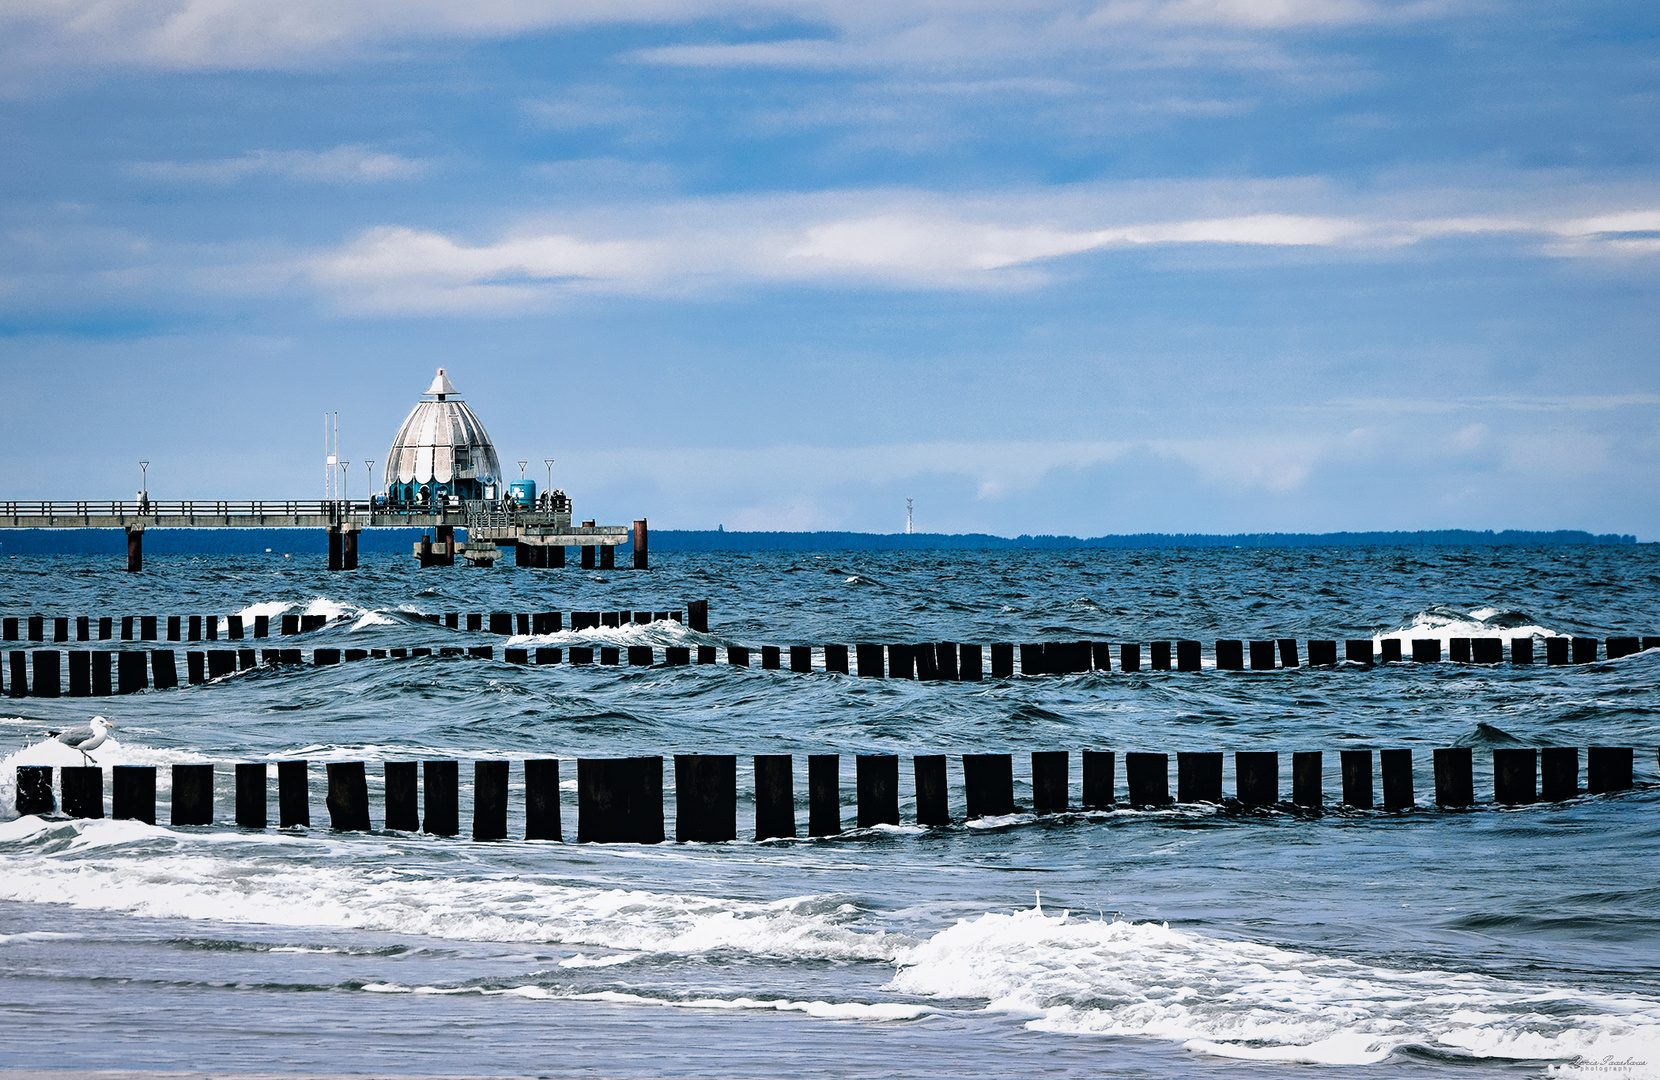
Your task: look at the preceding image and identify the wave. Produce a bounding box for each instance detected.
[1375,605,1562,647]
[887,906,1660,1070]
[0,734,212,821]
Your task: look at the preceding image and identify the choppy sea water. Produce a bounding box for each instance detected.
[1,546,1657,1079]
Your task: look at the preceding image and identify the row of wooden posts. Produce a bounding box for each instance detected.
[0,603,707,643]
[13,746,1645,841]
[7,633,1657,698]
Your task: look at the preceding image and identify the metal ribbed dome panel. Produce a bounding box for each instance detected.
[383,369,502,502]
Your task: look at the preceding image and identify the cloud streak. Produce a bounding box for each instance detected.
[288,187,1660,312]
[127,145,428,183]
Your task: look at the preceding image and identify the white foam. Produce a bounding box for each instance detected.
[0,830,906,961]
[887,908,1660,1070]
[558,951,644,968]
[302,597,358,622]
[235,600,293,620]
[0,736,213,820]
[1374,605,1563,649]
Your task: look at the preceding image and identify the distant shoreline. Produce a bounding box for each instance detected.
[0,527,1639,554]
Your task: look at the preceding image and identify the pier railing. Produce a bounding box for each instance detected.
[0,499,449,518]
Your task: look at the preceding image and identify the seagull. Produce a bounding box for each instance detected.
[47,717,114,764]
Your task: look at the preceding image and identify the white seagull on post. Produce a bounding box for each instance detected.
[48,717,114,764]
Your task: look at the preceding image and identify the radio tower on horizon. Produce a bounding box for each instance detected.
[906,498,914,534]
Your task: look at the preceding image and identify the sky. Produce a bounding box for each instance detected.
[1,0,1656,537]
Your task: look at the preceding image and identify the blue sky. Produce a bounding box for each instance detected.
[2,1,1656,536]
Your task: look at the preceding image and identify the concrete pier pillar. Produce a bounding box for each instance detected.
[113,765,156,823]
[473,761,509,840]
[1586,746,1633,793]
[754,755,796,840]
[172,764,214,825]
[1380,749,1414,809]
[914,755,949,826]
[434,525,455,567]
[325,762,371,831]
[1292,751,1322,808]
[16,766,54,815]
[328,527,343,572]
[126,525,143,572]
[235,763,267,828]
[423,760,460,836]
[675,755,736,842]
[1433,747,1473,807]
[277,760,310,827]
[1125,752,1171,807]
[1177,751,1223,803]
[1082,750,1115,808]
[549,545,565,568]
[808,754,840,836]
[525,759,562,841]
[600,545,615,570]
[384,762,418,831]
[577,757,664,844]
[633,519,649,569]
[580,545,596,569]
[1493,748,1536,804]
[962,753,1014,818]
[855,755,899,828]
[1032,751,1068,813]
[342,528,358,571]
[61,766,103,818]
[1236,751,1278,806]
[1540,747,1578,800]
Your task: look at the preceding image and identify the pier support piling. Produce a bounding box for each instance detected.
[1292,751,1322,808]
[808,754,840,836]
[525,759,562,841]
[236,763,267,828]
[1126,752,1171,807]
[113,765,156,823]
[1381,749,1414,810]
[1540,747,1578,801]
[384,762,418,832]
[423,760,459,836]
[473,761,509,840]
[325,762,371,831]
[1433,747,1473,808]
[1082,750,1115,808]
[754,755,796,840]
[1340,750,1373,808]
[1493,748,1536,805]
[1236,751,1279,806]
[674,755,736,843]
[914,755,949,826]
[577,757,664,844]
[855,755,899,828]
[277,761,309,827]
[16,766,54,815]
[61,766,103,818]
[962,753,1014,819]
[126,525,143,572]
[172,764,214,825]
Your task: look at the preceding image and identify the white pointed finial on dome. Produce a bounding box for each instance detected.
[425,367,458,398]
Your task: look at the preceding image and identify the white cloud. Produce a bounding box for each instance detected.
[2,0,1451,73]
[287,184,1660,312]
[127,145,428,183]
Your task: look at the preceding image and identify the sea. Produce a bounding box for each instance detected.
[1,545,1657,1079]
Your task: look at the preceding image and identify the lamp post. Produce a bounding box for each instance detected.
[138,460,149,511]
[365,461,375,508]
[544,458,554,490]
[341,460,350,511]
